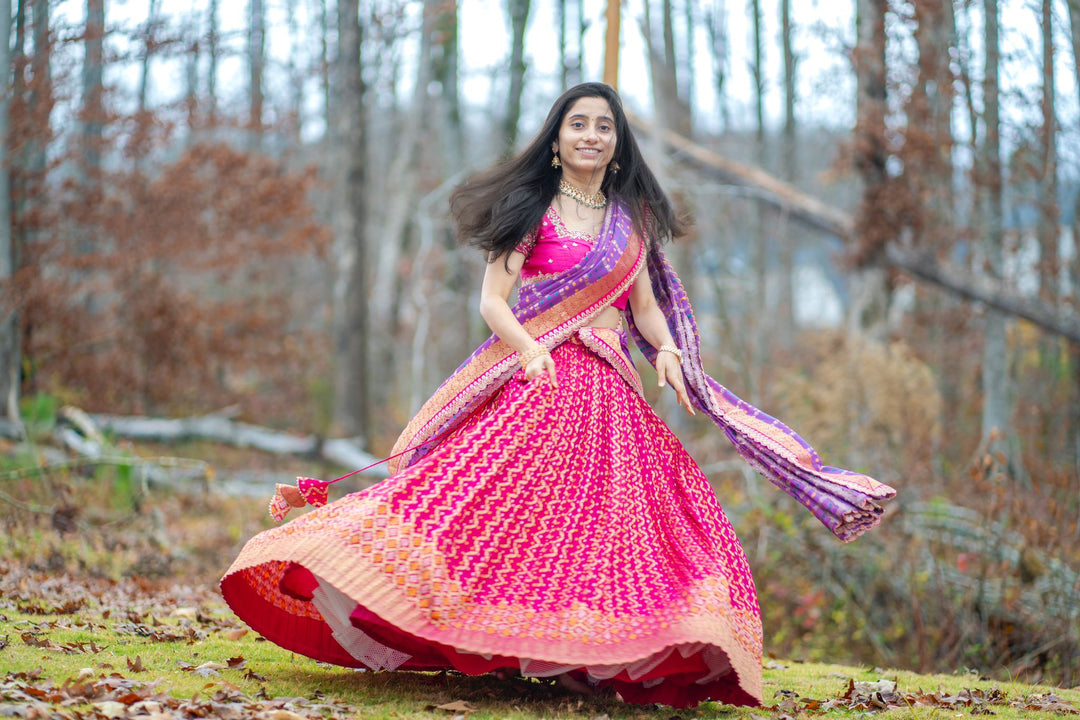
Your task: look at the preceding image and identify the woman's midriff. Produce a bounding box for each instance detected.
[585,305,623,329]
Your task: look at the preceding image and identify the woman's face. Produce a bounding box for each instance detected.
[551,96,617,179]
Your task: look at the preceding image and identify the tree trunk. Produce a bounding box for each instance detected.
[320,0,331,139]
[332,0,369,440]
[0,0,18,423]
[1067,0,1080,471]
[504,0,530,151]
[135,0,157,160]
[137,0,156,115]
[682,0,694,114]
[750,0,768,403]
[82,0,105,180]
[369,0,437,408]
[777,0,796,345]
[705,0,730,131]
[285,0,302,142]
[1038,0,1059,302]
[558,0,568,88]
[642,0,690,135]
[184,17,199,138]
[850,0,890,340]
[980,0,1013,461]
[248,0,265,149]
[432,2,463,173]
[207,0,218,127]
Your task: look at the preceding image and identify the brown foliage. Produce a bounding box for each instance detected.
[15,143,332,423]
[773,330,941,479]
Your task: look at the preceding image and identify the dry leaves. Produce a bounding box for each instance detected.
[763,677,1080,715]
[1,670,360,720]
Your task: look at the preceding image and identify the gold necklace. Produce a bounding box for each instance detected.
[558,179,607,210]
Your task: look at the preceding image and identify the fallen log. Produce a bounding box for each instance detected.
[87,411,389,479]
[632,116,1080,344]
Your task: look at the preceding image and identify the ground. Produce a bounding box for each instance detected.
[1,439,1077,718]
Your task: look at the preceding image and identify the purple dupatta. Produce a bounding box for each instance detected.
[627,247,896,541]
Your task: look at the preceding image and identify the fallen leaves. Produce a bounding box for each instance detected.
[0,670,361,720]
[762,676,1080,715]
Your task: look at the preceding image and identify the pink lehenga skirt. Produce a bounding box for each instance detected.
[221,332,764,708]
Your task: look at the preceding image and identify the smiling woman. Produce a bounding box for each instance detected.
[221,82,895,710]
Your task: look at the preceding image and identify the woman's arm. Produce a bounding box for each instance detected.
[479,251,558,386]
[627,269,695,415]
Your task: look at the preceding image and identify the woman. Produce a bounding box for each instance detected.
[221,83,895,709]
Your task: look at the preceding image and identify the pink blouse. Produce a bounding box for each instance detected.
[515,206,633,310]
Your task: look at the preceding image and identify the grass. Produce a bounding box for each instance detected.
[2,589,1078,719]
[1,442,1077,718]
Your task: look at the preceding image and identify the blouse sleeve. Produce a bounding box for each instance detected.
[514,226,538,257]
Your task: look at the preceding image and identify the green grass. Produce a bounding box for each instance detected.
[2,594,1077,719]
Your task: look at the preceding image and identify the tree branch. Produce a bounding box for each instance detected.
[632,116,1080,344]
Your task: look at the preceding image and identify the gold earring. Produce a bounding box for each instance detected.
[551,153,561,168]
[611,161,621,172]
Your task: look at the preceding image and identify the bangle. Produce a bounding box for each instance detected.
[658,344,683,364]
[519,345,550,369]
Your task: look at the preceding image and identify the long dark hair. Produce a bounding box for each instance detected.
[449,82,686,263]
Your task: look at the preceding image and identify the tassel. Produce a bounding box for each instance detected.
[269,481,309,522]
[297,477,330,507]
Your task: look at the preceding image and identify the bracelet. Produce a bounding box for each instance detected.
[519,345,550,369]
[658,344,683,364]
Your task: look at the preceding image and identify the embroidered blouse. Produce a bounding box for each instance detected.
[515,206,633,310]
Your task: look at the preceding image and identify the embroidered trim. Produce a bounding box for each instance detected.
[520,271,562,286]
[577,326,644,397]
[547,205,597,243]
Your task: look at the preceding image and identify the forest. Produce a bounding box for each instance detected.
[0,0,1078,693]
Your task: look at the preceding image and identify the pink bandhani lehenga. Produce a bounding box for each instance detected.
[221,201,896,708]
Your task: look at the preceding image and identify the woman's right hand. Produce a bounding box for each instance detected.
[524,352,558,388]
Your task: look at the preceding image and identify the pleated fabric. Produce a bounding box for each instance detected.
[221,338,763,708]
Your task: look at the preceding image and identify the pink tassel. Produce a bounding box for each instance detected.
[297,477,330,507]
[268,486,294,522]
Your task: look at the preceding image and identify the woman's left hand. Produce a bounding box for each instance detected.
[657,352,695,415]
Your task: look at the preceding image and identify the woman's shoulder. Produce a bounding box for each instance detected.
[511,205,552,255]
[513,207,554,256]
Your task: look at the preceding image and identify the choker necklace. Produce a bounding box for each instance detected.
[558,179,607,210]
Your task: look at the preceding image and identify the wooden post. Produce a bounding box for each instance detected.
[604,0,619,89]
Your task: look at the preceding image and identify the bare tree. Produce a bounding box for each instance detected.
[643,0,691,135]
[777,0,796,344]
[369,0,439,407]
[1066,0,1080,470]
[320,0,331,135]
[207,0,218,127]
[248,0,265,148]
[980,0,1012,459]
[82,0,105,178]
[332,0,369,440]
[504,0,531,150]
[705,0,730,130]
[137,0,158,115]
[0,0,18,423]
[850,0,890,339]
[748,0,768,401]
[134,0,159,159]
[682,0,695,112]
[1037,0,1059,302]
[285,0,303,142]
[432,2,463,171]
[558,0,568,88]
[184,15,199,136]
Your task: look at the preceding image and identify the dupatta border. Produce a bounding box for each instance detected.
[388,204,646,473]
